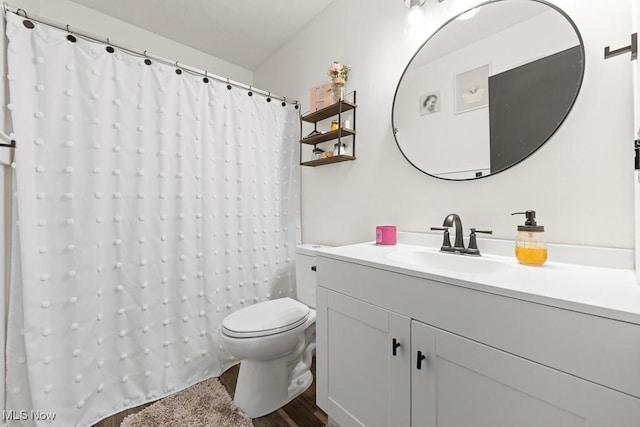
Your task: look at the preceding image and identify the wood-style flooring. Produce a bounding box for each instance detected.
[92,358,326,427]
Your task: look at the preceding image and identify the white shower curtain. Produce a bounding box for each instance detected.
[4,12,300,427]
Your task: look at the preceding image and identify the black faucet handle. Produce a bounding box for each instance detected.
[467,228,493,254]
[470,228,493,235]
[431,226,452,251]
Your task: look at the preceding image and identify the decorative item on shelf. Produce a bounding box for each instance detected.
[331,120,339,131]
[321,151,334,159]
[327,61,351,104]
[309,83,333,112]
[333,142,348,156]
[312,147,325,160]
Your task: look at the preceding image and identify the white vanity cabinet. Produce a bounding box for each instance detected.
[316,288,411,427]
[316,254,640,427]
[411,320,639,427]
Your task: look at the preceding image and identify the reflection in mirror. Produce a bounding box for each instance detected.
[392,0,584,180]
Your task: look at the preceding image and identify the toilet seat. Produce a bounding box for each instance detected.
[222,297,310,338]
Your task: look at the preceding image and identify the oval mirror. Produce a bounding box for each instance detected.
[392,0,584,180]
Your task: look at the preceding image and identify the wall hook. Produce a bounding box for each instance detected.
[604,33,637,60]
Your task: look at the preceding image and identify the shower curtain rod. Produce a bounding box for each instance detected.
[2,3,299,106]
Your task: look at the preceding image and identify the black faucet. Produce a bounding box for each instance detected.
[431,213,492,256]
[443,213,465,251]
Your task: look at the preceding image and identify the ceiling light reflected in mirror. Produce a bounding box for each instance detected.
[405,0,481,39]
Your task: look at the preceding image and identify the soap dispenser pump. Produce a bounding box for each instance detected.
[511,210,547,266]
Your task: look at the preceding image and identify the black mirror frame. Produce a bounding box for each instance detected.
[391,0,585,181]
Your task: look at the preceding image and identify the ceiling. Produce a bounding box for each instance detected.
[69,0,336,70]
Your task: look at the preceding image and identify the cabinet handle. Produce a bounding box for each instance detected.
[311,266,316,271]
[416,351,427,370]
[392,338,401,356]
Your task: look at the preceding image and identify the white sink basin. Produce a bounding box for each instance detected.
[386,248,513,275]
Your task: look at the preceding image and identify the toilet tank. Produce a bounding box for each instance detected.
[295,244,326,308]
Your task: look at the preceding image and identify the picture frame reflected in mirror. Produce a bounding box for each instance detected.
[419,90,441,115]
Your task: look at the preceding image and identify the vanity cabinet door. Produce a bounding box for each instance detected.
[317,288,411,427]
[411,320,640,427]
[411,320,436,427]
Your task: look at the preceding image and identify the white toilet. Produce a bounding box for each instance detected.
[221,244,322,418]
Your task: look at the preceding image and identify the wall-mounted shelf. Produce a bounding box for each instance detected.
[301,128,356,145]
[299,92,357,166]
[301,154,356,167]
[301,100,356,123]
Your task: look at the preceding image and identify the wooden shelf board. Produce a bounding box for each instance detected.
[300,128,356,145]
[301,155,356,167]
[301,100,356,123]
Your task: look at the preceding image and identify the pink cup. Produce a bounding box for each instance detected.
[376,226,397,245]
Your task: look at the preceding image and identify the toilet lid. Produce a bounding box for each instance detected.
[222,297,310,338]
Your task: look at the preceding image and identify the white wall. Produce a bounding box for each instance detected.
[254,0,635,249]
[0,0,254,418]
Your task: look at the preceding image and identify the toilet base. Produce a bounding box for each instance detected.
[233,357,314,418]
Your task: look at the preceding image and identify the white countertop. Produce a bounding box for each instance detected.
[315,233,640,325]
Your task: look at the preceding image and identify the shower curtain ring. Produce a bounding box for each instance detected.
[143,50,147,57]
[16,8,27,17]
[66,24,70,32]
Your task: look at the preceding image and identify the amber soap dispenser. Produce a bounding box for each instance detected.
[511,210,547,266]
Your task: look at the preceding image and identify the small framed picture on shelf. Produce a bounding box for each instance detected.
[455,64,490,114]
[419,90,441,116]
